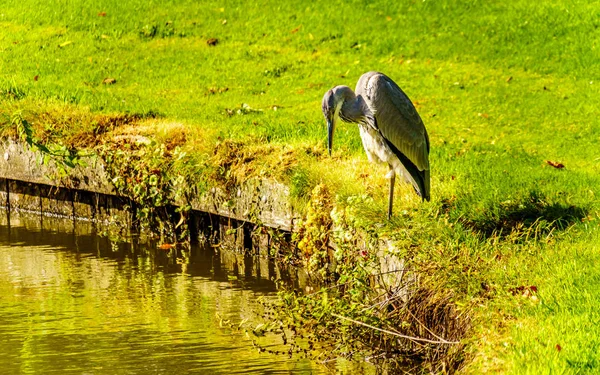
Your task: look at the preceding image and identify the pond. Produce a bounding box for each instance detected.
[0,211,374,374]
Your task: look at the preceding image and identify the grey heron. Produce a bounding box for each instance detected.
[322,71,430,219]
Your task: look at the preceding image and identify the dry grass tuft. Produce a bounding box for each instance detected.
[208,139,299,190]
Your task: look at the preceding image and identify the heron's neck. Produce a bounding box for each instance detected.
[340,95,371,124]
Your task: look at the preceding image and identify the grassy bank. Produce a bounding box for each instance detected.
[2,0,599,372]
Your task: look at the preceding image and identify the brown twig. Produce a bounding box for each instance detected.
[331,313,459,345]
[405,306,451,344]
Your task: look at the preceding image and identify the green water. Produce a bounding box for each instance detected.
[0,211,372,374]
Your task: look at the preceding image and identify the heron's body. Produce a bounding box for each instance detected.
[322,71,430,218]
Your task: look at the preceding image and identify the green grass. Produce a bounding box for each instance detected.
[1,0,600,372]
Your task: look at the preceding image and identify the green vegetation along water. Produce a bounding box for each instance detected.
[0,211,373,374]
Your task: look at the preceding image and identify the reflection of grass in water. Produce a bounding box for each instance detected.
[1,0,600,372]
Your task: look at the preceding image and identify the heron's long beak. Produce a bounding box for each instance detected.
[327,117,334,156]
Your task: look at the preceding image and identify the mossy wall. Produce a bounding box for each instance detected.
[0,140,307,264]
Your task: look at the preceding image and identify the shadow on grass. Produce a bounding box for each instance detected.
[458,191,587,240]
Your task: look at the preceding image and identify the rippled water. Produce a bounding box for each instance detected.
[0,211,373,374]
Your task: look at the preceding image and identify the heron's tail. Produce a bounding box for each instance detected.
[392,160,429,202]
[386,140,430,202]
[408,167,429,202]
[421,168,430,202]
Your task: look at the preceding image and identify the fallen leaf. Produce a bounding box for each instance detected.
[386,16,392,21]
[158,243,175,250]
[207,87,228,95]
[508,285,538,298]
[206,38,218,46]
[546,160,565,169]
[506,76,513,83]
[102,77,117,85]
[175,214,186,229]
[291,25,302,34]
[478,112,489,118]
[98,12,107,17]
[556,344,562,352]
[58,41,73,48]
[33,75,39,81]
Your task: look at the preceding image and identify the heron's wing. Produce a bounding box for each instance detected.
[356,72,430,172]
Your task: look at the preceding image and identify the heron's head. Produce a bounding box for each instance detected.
[322,88,344,156]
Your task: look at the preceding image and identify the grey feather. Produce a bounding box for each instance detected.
[356,72,430,171]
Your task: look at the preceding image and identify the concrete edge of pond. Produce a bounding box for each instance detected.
[0,140,299,232]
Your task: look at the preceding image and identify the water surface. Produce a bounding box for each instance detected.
[0,211,363,374]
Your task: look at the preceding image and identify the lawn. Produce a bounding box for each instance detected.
[1,0,599,372]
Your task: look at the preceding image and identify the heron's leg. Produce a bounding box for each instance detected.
[388,167,395,220]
